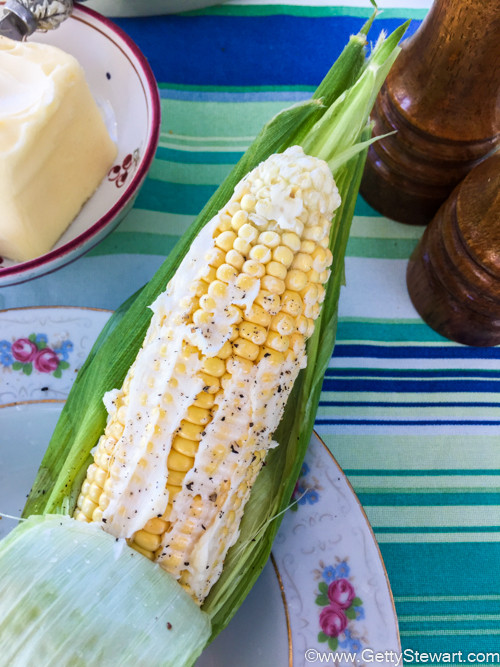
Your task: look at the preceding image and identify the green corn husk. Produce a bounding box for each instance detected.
[10,12,409,663]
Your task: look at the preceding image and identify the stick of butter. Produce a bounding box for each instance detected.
[0,36,117,262]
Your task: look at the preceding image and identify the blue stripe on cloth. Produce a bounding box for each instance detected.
[358,493,500,507]
[134,180,218,215]
[113,15,420,87]
[159,88,312,102]
[325,369,500,378]
[319,401,500,408]
[344,470,500,476]
[317,418,500,426]
[321,378,500,393]
[333,344,500,359]
[155,146,243,164]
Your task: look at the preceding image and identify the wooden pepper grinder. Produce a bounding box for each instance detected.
[360,0,500,225]
[406,151,500,346]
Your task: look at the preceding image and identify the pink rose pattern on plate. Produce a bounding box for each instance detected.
[0,333,72,378]
[315,558,366,652]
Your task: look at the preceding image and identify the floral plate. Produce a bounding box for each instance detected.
[0,307,400,666]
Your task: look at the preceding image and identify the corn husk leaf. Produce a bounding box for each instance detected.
[20,13,408,651]
[0,515,210,667]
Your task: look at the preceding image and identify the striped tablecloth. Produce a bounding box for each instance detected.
[3,1,499,661]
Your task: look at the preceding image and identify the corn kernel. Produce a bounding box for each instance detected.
[208,280,228,300]
[198,371,220,394]
[289,332,305,354]
[249,244,271,263]
[226,249,245,270]
[167,484,182,500]
[186,404,211,427]
[192,309,213,326]
[320,269,331,284]
[233,337,260,361]
[199,294,217,312]
[245,303,271,327]
[88,482,102,504]
[258,231,280,248]
[134,529,162,552]
[307,318,316,338]
[167,448,193,473]
[193,391,216,409]
[292,252,312,272]
[234,237,251,256]
[144,517,168,535]
[241,193,256,212]
[220,372,232,389]
[285,269,308,291]
[236,273,259,293]
[168,469,187,486]
[231,209,249,231]
[130,541,155,560]
[205,246,226,268]
[311,246,328,272]
[80,480,90,499]
[200,357,225,378]
[308,269,321,283]
[266,260,287,280]
[105,421,123,440]
[216,263,238,283]
[80,497,97,520]
[200,265,217,283]
[257,347,285,366]
[301,283,318,305]
[216,212,233,232]
[271,312,295,336]
[216,340,233,360]
[226,355,255,376]
[281,231,301,252]
[242,259,265,278]
[297,315,308,335]
[261,274,286,295]
[91,507,103,522]
[255,290,281,315]
[239,321,267,346]
[300,240,316,255]
[272,245,294,268]
[266,330,289,352]
[238,222,258,243]
[173,432,200,454]
[304,225,325,242]
[281,290,303,317]
[93,466,108,489]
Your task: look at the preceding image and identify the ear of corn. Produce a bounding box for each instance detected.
[13,12,409,657]
[72,146,339,603]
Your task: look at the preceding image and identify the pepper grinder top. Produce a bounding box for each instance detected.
[360,0,500,225]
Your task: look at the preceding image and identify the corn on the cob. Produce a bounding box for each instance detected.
[74,145,339,603]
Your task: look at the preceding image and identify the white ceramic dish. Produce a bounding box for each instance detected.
[0,4,160,287]
[0,307,400,665]
[86,0,229,16]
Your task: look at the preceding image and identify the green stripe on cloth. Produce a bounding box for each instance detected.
[186,5,428,19]
[336,319,448,343]
[318,434,500,471]
[87,233,180,258]
[358,492,500,506]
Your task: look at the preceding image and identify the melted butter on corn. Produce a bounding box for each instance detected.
[74,146,340,604]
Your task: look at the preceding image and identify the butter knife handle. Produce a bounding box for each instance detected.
[2,0,73,38]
